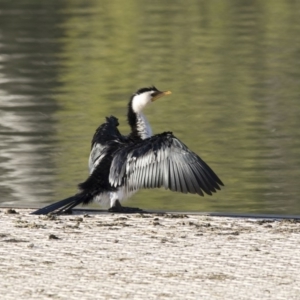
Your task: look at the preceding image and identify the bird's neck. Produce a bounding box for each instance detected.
[128,107,152,140]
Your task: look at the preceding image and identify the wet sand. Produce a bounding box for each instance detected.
[0,208,299,299]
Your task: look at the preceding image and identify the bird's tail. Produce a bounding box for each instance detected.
[31,194,87,215]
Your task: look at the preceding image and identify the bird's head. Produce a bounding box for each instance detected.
[131,86,172,113]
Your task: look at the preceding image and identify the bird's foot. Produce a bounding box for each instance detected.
[58,209,73,215]
[108,200,145,213]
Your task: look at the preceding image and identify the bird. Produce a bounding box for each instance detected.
[31,86,223,215]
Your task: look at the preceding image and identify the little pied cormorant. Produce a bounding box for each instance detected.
[31,86,223,215]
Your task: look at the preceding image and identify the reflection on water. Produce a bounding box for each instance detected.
[1,0,300,214]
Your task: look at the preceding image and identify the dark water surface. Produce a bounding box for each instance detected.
[1,0,300,214]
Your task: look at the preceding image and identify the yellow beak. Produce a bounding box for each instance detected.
[152,90,172,102]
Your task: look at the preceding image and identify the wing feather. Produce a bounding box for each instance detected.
[175,161,188,194]
[168,159,176,192]
[190,163,212,195]
[172,160,183,193]
[109,132,223,196]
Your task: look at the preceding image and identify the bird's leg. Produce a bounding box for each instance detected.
[108,199,123,212]
[108,192,145,213]
[108,199,145,213]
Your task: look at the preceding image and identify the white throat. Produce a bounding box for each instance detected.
[131,92,153,139]
[132,92,151,113]
[136,112,152,139]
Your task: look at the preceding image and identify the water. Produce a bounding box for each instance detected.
[1,0,300,214]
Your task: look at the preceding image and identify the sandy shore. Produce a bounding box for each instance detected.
[0,208,299,300]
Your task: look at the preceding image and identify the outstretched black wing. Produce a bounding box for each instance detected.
[91,116,121,148]
[109,132,223,196]
[89,116,124,173]
[32,116,123,215]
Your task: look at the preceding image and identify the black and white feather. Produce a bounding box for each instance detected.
[31,86,223,215]
[110,132,222,196]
